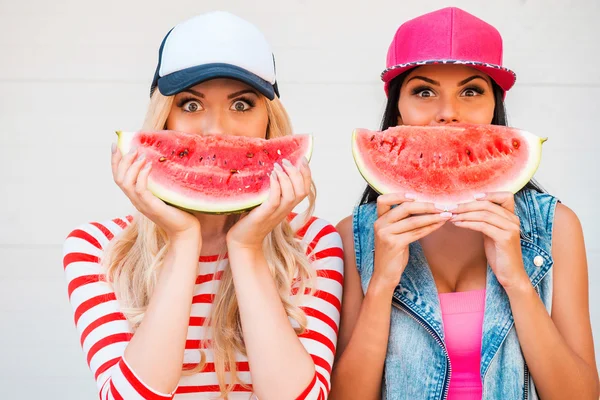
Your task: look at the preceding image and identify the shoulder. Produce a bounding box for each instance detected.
[552,203,584,250]
[290,213,344,268]
[63,215,134,259]
[290,213,340,244]
[336,215,353,237]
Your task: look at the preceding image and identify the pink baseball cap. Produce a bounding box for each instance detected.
[381,7,516,95]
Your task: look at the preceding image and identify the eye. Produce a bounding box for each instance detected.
[411,86,436,98]
[182,100,203,112]
[231,100,252,112]
[461,87,484,97]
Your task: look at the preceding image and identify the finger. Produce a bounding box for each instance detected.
[386,212,453,234]
[472,191,515,213]
[477,191,515,211]
[122,153,148,192]
[382,201,441,224]
[129,161,156,214]
[134,160,155,205]
[377,193,416,217]
[281,159,306,199]
[111,143,122,178]
[262,170,281,211]
[116,147,139,185]
[452,220,507,241]
[273,163,294,206]
[451,210,517,231]
[405,220,447,243]
[455,199,518,223]
[298,157,312,195]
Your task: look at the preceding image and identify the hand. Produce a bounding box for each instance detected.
[111,144,201,242]
[372,193,451,292]
[225,158,311,252]
[451,192,529,291]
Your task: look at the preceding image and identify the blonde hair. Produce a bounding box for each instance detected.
[103,90,317,398]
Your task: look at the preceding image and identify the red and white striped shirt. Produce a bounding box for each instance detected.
[62,214,343,400]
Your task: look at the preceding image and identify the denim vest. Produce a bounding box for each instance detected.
[352,188,558,400]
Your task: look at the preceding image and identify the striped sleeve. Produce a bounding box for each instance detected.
[291,216,344,400]
[63,217,176,400]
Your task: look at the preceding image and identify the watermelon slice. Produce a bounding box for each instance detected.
[116,130,313,214]
[352,124,546,204]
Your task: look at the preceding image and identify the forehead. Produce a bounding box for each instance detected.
[405,64,492,84]
[186,78,256,94]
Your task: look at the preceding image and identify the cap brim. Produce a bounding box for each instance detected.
[158,63,275,100]
[382,60,516,95]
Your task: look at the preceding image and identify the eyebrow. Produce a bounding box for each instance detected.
[182,89,204,98]
[457,75,489,86]
[227,89,258,99]
[406,75,490,87]
[407,76,440,86]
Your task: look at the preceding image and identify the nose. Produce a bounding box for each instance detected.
[200,109,228,135]
[434,97,460,125]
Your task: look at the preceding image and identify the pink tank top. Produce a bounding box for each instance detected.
[439,289,486,400]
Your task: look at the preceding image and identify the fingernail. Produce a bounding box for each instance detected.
[301,156,309,166]
[405,193,417,200]
[282,159,293,168]
[270,170,277,178]
[144,161,152,169]
[435,203,458,211]
[474,193,486,200]
[440,212,453,218]
[138,153,146,161]
[128,146,138,155]
[111,143,117,154]
[273,162,283,171]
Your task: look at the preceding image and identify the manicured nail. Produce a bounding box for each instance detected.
[128,146,138,155]
[440,212,453,218]
[138,153,146,161]
[273,162,283,171]
[474,193,486,200]
[405,193,417,200]
[301,156,309,166]
[144,161,152,169]
[435,203,458,211]
[111,143,117,154]
[282,159,293,168]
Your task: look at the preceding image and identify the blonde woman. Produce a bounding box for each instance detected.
[62,12,343,400]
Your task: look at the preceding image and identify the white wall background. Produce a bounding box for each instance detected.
[1,0,598,398]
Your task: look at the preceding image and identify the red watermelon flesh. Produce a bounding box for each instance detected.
[352,124,545,205]
[117,130,313,213]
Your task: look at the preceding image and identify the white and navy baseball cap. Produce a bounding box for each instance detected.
[150,11,279,100]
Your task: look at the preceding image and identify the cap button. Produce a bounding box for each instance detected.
[533,255,544,267]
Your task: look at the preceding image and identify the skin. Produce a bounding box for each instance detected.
[330,65,599,399]
[110,78,316,399]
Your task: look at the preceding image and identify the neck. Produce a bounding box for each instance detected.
[193,212,234,255]
[419,222,487,293]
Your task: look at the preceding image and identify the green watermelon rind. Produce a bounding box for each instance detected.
[351,126,546,204]
[116,131,313,214]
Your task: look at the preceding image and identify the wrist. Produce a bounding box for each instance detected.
[170,231,201,255]
[226,237,263,254]
[368,273,400,298]
[503,276,535,299]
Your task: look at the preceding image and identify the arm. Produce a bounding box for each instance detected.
[330,199,448,400]
[64,221,200,399]
[329,216,394,400]
[506,204,599,399]
[452,195,599,399]
[227,218,344,400]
